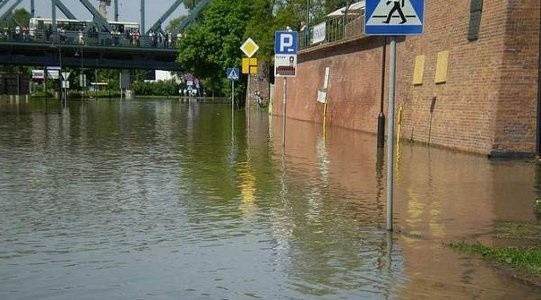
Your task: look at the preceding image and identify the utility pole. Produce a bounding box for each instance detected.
[114,0,119,21]
[140,0,145,33]
[51,0,57,43]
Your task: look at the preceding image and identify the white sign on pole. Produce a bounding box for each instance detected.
[317,90,327,103]
[47,70,59,79]
[61,71,71,80]
[274,54,297,77]
[32,70,45,80]
[80,74,87,87]
[62,80,70,89]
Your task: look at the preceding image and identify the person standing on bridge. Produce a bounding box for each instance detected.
[135,30,140,46]
[60,27,67,43]
[14,25,21,41]
[149,31,155,47]
[46,26,52,42]
[78,29,84,45]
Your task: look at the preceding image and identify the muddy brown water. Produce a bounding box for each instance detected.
[1,99,540,299]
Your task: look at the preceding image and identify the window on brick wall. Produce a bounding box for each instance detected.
[468,0,483,41]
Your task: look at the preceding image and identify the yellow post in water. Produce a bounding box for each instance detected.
[323,100,328,138]
[396,106,404,165]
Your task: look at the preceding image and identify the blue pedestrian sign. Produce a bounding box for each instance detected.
[274,31,298,55]
[227,67,239,81]
[365,0,424,35]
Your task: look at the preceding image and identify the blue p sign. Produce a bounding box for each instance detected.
[275,31,298,55]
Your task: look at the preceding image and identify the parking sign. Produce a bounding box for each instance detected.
[275,31,298,78]
[274,31,298,55]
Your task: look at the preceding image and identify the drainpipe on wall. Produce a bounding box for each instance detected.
[537,15,541,158]
[377,37,387,149]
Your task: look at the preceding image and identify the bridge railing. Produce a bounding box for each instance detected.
[0,28,182,49]
[299,11,366,50]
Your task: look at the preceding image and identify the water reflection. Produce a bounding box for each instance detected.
[0,100,539,299]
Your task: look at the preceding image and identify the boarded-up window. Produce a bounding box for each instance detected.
[468,0,483,41]
[413,55,425,85]
[435,51,450,84]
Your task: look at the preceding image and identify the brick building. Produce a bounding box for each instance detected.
[271,0,540,157]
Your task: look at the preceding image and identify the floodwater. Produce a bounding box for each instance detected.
[0,99,540,299]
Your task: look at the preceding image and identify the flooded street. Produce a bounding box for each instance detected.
[0,99,540,299]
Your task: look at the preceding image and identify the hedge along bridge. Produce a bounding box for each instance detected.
[0,0,212,71]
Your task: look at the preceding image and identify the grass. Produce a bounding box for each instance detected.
[449,241,541,277]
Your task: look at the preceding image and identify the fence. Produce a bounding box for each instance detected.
[300,10,366,50]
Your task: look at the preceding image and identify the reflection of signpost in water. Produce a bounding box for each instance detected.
[274,30,298,147]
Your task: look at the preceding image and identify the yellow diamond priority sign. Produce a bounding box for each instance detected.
[240,38,259,58]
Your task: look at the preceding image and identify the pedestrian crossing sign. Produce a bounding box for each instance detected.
[365,0,424,35]
[227,68,240,81]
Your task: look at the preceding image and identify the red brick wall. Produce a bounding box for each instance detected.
[493,0,540,154]
[272,0,540,156]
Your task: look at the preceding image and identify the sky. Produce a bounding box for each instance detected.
[1,0,189,30]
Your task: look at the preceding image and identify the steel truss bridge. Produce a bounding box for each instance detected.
[0,0,211,70]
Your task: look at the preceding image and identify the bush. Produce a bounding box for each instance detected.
[132,80,178,96]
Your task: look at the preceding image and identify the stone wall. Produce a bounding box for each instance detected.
[272,0,540,156]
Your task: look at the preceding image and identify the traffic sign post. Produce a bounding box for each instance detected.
[386,36,397,232]
[274,31,298,148]
[227,68,239,81]
[365,0,424,35]
[274,31,298,78]
[240,38,259,58]
[240,38,259,112]
[365,0,425,232]
[227,67,240,135]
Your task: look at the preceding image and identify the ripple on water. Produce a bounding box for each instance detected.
[0,101,540,299]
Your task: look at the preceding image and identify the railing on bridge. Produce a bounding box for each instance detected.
[0,28,181,49]
[300,5,366,50]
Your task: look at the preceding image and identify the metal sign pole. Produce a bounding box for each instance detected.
[364,0,425,232]
[231,79,234,138]
[386,36,397,231]
[282,77,287,147]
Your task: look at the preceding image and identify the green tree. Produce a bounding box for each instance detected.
[183,0,199,10]
[166,15,188,33]
[324,0,351,12]
[0,9,31,74]
[0,8,30,29]
[177,0,336,97]
[12,8,30,28]
[177,0,251,96]
[244,0,275,64]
